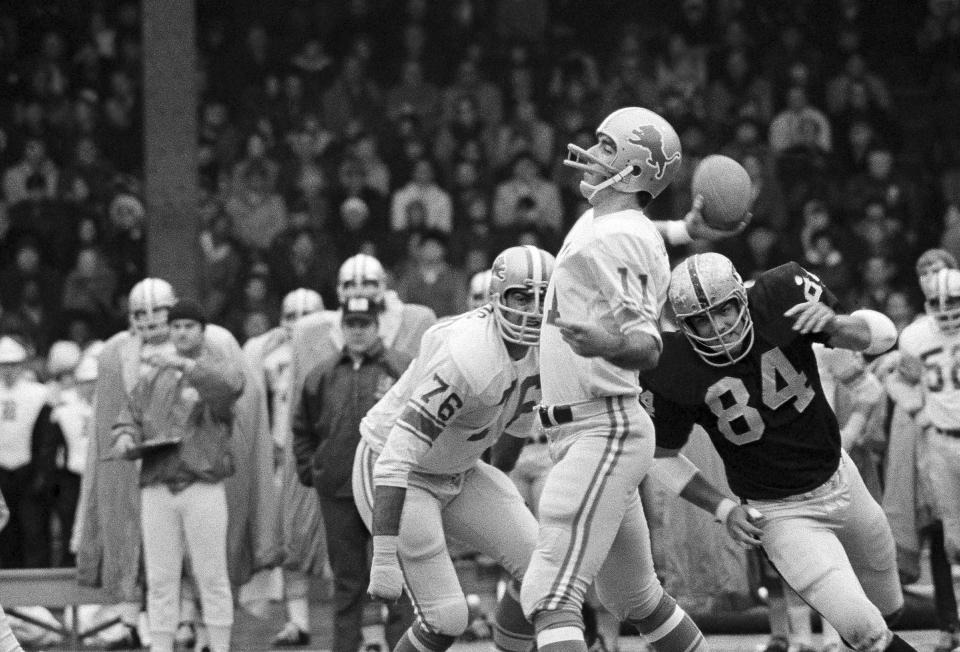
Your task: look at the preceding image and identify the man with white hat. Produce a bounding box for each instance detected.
[0,335,57,569]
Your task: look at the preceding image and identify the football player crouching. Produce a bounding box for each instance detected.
[356,245,553,652]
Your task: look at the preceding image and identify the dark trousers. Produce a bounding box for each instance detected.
[319,494,414,652]
[52,470,81,567]
[922,521,960,632]
[0,465,51,568]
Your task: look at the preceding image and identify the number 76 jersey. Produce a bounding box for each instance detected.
[360,306,541,485]
[640,263,844,501]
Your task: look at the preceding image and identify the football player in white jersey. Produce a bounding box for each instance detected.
[899,266,960,563]
[519,106,747,652]
[356,245,553,652]
[240,288,325,646]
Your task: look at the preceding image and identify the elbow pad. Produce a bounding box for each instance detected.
[648,454,699,496]
[850,309,898,355]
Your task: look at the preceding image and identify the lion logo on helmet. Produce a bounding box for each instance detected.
[628,125,682,180]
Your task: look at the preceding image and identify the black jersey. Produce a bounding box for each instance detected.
[640,262,843,500]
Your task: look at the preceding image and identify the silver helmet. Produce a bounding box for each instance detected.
[669,253,754,367]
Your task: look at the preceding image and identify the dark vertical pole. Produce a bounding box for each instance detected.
[142,0,199,299]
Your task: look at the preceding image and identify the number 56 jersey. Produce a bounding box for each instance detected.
[360,306,541,488]
[899,314,960,430]
[640,263,843,501]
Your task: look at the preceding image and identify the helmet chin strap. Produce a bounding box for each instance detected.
[582,164,638,202]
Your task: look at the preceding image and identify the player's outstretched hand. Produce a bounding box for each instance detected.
[368,560,404,602]
[555,318,620,358]
[784,300,836,335]
[683,194,752,241]
[725,505,765,548]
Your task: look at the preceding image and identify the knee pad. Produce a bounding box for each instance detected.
[596,575,663,622]
[423,597,470,637]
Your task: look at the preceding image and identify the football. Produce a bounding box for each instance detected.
[691,155,752,230]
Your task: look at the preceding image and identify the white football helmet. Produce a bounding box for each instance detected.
[489,245,555,346]
[281,288,323,330]
[468,269,493,309]
[564,106,681,202]
[128,278,176,341]
[337,254,387,306]
[925,268,960,335]
[669,253,754,367]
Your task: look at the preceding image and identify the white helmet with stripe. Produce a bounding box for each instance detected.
[669,253,754,367]
[924,268,960,335]
[468,269,493,309]
[489,245,555,346]
[337,253,387,307]
[128,278,177,341]
[281,288,324,330]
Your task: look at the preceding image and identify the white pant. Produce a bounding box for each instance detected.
[141,483,233,643]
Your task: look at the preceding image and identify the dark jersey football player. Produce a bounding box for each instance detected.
[641,253,913,652]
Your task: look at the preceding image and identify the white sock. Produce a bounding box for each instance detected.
[286,597,310,632]
[206,624,231,652]
[150,631,174,652]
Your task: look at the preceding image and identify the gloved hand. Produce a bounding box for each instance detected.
[368,535,404,601]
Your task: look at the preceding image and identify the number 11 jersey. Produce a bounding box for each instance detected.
[640,263,843,500]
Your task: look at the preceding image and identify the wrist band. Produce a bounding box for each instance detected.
[714,498,737,523]
[664,220,693,246]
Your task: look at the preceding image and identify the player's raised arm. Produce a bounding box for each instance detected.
[784,301,897,355]
[653,194,751,246]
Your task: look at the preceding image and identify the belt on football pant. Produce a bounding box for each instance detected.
[537,397,627,428]
[933,427,960,439]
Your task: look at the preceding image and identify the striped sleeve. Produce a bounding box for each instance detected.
[373,353,471,488]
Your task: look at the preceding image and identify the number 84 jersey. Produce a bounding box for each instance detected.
[360,306,540,486]
[640,263,842,501]
[899,314,960,430]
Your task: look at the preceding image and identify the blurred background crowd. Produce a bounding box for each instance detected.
[0,0,958,569]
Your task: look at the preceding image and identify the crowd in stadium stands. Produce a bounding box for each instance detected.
[0,0,958,568]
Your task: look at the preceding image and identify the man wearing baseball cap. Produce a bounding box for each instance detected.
[292,295,412,652]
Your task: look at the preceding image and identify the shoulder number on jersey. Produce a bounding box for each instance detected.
[796,269,824,303]
[420,374,463,422]
[704,347,815,445]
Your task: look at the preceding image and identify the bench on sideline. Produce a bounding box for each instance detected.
[0,567,121,649]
